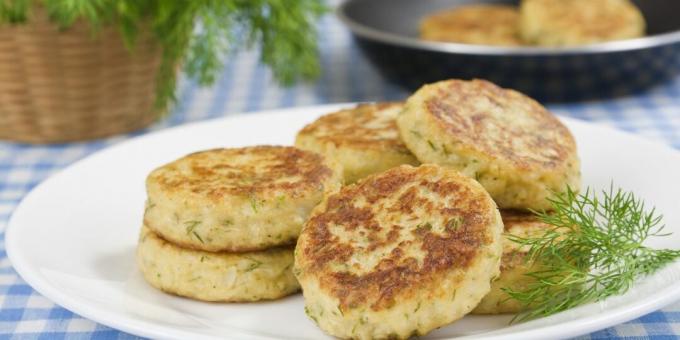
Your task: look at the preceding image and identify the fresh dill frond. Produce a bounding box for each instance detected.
[504,185,680,322]
[0,0,326,110]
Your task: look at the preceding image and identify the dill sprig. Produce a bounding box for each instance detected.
[0,0,326,110]
[504,185,680,322]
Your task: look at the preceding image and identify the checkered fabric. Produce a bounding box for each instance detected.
[2,10,680,340]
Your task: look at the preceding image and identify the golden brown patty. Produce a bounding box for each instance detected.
[137,225,299,302]
[473,210,559,314]
[144,146,342,252]
[420,4,522,46]
[295,103,419,183]
[519,0,645,46]
[295,164,503,339]
[396,79,581,210]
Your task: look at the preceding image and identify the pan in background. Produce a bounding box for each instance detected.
[338,0,680,102]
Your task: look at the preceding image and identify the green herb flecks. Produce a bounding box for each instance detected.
[474,172,481,181]
[427,140,437,151]
[192,231,205,244]
[221,219,235,232]
[244,257,263,272]
[410,130,422,138]
[446,217,463,231]
[416,222,432,233]
[144,201,156,214]
[398,148,414,156]
[441,144,451,156]
[276,195,286,208]
[184,220,201,234]
[505,185,680,323]
[304,306,319,324]
[249,195,264,213]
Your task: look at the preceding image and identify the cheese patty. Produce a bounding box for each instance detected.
[519,0,645,46]
[294,164,503,339]
[296,103,419,184]
[421,4,522,46]
[137,225,299,302]
[396,79,581,211]
[144,146,342,252]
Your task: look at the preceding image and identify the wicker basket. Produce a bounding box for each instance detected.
[0,9,163,143]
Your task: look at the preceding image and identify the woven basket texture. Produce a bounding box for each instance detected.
[0,9,163,143]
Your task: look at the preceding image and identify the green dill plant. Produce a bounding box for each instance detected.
[504,185,680,322]
[0,0,326,110]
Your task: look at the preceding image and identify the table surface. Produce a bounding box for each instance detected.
[3,11,680,340]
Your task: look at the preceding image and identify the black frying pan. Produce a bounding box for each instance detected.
[338,0,680,102]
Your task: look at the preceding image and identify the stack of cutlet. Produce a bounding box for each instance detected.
[137,146,341,302]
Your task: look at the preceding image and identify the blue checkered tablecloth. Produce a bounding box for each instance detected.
[2,10,680,340]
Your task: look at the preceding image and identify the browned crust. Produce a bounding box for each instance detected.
[423,79,577,170]
[421,4,522,46]
[150,280,300,303]
[138,226,298,302]
[298,165,497,312]
[500,251,527,271]
[148,146,334,201]
[142,221,297,253]
[521,0,644,43]
[500,209,547,231]
[151,286,300,303]
[143,225,296,254]
[297,103,411,154]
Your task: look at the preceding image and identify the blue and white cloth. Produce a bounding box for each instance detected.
[2,12,680,340]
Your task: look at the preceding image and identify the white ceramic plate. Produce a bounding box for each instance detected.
[7,104,680,339]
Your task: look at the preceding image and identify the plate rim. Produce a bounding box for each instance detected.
[7,103,680,340]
